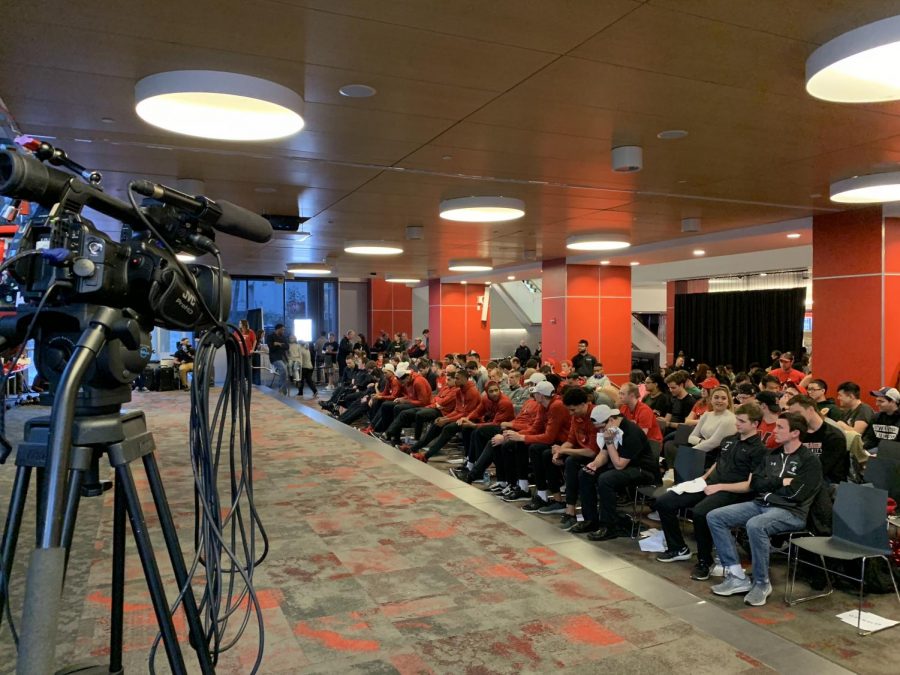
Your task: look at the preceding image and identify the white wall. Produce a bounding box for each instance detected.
[339,281,368,336]
[412,285,429,336]
[632,284,667,312]
[490,287,541,360]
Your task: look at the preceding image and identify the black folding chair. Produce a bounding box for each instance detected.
[785,482,900,635]
[630,441,704,538]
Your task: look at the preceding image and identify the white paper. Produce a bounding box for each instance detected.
[638,529,667,552]
[836,610,899,631]
[669,477,707,495]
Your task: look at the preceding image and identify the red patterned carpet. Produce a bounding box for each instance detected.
[0,389,888,672]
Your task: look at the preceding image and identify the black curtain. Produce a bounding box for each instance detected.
[674,288,805,370]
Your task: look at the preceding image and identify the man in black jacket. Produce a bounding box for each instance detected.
[337,330,357,377]
[571,339,598,378]
[654,403,767,580]
[707,412,822,607]
[514,339,532,365]
[266,325,289,395]
[863,387,900,452]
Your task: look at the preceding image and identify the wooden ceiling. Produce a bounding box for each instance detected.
[2,0,899,279]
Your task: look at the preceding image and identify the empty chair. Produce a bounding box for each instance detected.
[785,482,900,635]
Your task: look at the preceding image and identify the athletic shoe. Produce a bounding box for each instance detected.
[647,511,661,522]
[411,452,428,463]
[488,482,507,494]
[558,514,578,531]
[447,457,466,465]
[501,486,532,502]
[656,547,692,563]
[537,500,567,515]
[359,426,374,435]
[690,562,711,581]
[496,485,517,498]
[398,444,412,454]
[711,572,753,596]
[587,526,624,541]
[743,581,772,607]
[710,563,744,578]
[521,495,549,512]
[569,520,600,534]
[450,467,473,484]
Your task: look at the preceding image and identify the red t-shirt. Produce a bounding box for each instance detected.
[757,419,780,449]
[568,403,601,454]
[770,367,804,387]
[620,401,663,443]
[234,329,256,356]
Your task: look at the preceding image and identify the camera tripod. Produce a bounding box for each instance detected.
[0,305,213,674]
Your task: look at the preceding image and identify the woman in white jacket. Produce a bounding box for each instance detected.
[294,340,318,398]
[688,386,736,455]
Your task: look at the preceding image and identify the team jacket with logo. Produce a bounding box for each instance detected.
[749,445,823,519]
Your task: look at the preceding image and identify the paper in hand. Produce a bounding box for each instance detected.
[669,477,707,495]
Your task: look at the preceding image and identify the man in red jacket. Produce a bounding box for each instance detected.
[412,369,480,461]
[387,365,458,447]
[451,381,515,482]
[372,362,432,435]
[501,381,571,502]
[618,382,663,443]
[522,387,600,530]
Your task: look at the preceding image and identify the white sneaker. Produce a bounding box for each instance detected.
[663,469,675,483]
[647,511,661,522]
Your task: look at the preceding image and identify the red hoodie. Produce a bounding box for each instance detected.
[523,397,571,444]
[568,403,600,454]
[446,380,481,421]
[510,399,542,432]
[431,384,458,415]
[379,374,402,400]
[472,393,515,425]
[403,373,433,407]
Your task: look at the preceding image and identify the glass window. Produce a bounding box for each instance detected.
[246,279,284,330]
[228,278,248,326]
[323,280,338,335]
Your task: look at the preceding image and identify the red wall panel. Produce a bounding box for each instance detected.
[813,207,882,276]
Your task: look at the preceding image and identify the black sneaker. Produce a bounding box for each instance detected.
[587,526,624,541]
[521,495,549,512]
[558,514,578,531]
[569,520,600,534]
[656,547,692,563]
[501,486,532,502]
[488,482,507,494]
[451,468,472,484]
[690,562,711,581]
[538,500,567,514]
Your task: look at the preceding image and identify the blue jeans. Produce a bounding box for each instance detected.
[707,500,805,584]
[271,360,289,393]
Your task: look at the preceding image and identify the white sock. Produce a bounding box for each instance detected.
[518,479,530,491]
[466,461,474,470]
[537,490,548,500]
[498,481,508,488]
[729,564,746,579]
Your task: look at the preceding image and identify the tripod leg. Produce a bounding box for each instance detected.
[143,452,214,674]
[59,468,84,575]
[0,465,31,630]
[115,462,187,675]
[109,479,126,674]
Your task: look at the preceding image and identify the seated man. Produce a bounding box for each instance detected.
[654,403,766,577]
[172,337,195,389]
[804,378,843,421]
[863,386,900,454]
[500,380,571,502]
[510,370,544,411]
[706,412,823,606]
[412,368,480,461]
[386,365,457,447]
[522,387,600,531]
[618,382,663,443]
[572,405,660,540]
[357,364,401,431]
[372,363,432,434]
[451,381,515,482]
[835,381,875,435]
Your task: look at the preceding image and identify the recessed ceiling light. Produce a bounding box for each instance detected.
[386,275,421,283]
[100,117,115,124]
[287,265,332,275]
[693,249,706,256]
[760,272,768,277]
[507,275,516,280]
[344,240,404,255]
[830,171,900,203]
[448,258,493,272]
[657,129,688,140]
[786,233,802,239]
[629,261,640,266]
[806,15,900,102]
[439,196,525,222]
[176,253,196,262]
[441,155,453,160]
[599,260,611,266]
[460,280,468,285]
[338,84,377,98]
[135,70,305,140]
[565,232,631,251]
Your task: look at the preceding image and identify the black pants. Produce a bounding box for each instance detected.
[414,408,441,440]
[339,400,369,425]
[297,367,318,395]
[375,402,415,432]
[529,444,560,492]
[467,425,501,463]
[421,422,461,458]
[655,489,753,562]
[499,440,528,483]
[386,406,422,443]
[564,455,593,505]
[579,465,655,527]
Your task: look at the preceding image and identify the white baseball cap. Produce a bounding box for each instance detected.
[525,372,547,385]
[590,404,622,425]
[395,363,411,378]
[531,381,555,397]
[382,363,395,373]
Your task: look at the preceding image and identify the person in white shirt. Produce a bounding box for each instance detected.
[585,363,610,391]
[688,386,737,456]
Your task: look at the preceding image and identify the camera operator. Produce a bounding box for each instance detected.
[173,337,196,390]
[267,323,290,394]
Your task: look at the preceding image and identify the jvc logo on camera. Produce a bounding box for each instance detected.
[175,290,198,316]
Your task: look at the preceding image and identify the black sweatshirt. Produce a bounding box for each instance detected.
[862,410,900,451]
[709,433,766,485]
[750,445,823,519]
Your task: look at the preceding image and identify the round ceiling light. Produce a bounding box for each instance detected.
[786,233,802,239]
[386,275,421,283]
[693,249,706,256]
[565,232,631,251]
[830,171,900,203]
[135,70,304,141]
[339,84,377,98]
[806,15,900,102]
[448,258,493,272]
[657,129,688,140]
[439,196,525,222]
[287,265,332,275]
[344,240,404,255]
[629,261,640,266]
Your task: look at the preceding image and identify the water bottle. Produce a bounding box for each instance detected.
[482,471,491,487]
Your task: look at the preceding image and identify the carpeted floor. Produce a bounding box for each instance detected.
[0,389,891,673]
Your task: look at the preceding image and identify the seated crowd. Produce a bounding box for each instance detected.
[319,340,900,608]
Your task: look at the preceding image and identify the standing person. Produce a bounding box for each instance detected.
[322,332,339,388]
[287,336,304,387]
[514,339,532,364]
[705,412,822,607]
[337,330,356,378]
[266,324,289,395]
[234,319,256,356]
[296,341,318,398]
[173,337,196,390]
[571,339,598,378]
[533,341,543,365]
[314,331,328,385]
[421,328,431,356]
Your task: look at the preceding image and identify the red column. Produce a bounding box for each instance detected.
[368,279,412,342]
[428,280,490,358]
[541,260,632,381]
[813,206,900,397]
[665,281,676,367]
